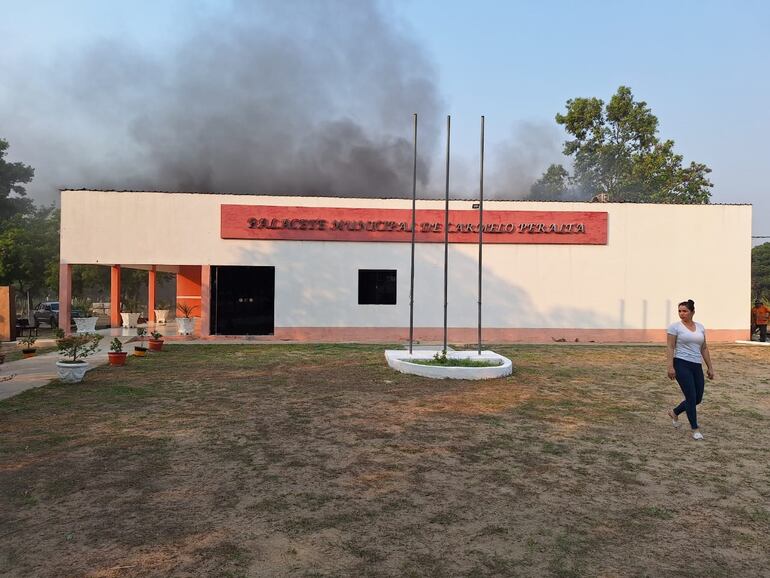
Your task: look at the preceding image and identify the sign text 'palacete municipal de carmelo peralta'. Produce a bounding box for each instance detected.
[221,205,609,244]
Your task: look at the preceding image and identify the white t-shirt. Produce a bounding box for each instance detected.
[667,321,706,364]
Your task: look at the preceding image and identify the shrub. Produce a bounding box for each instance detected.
[121,298,142,313]
[18,334,36,349]
[71,297,95,317]
[410,357,502,368]
[57,333,102,363]
[109,338,123,353]
[176,302,197,319]
[407,350,503,368]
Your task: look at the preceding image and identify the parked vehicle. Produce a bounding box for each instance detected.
[32,302,84,328]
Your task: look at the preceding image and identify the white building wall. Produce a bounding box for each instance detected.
[60,190,751,333]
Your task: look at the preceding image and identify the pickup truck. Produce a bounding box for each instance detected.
[32,301,84,328]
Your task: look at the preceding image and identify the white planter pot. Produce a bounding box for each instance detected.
[177,317,195,335]
[154,309,169,324]
[74,317,98,333]
[120,312,141,328]
[56,360,89,383]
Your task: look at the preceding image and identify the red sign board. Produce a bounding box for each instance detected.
[221,205,608,245]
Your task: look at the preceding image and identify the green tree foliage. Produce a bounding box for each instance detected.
[752,243,770,301]
[0,206,60,296]
[531,86,713,203]
[48,266,171,306]
[122,269,149,302]
[530,164,571,200]
[0,137,50,304]
[0,138,35,220]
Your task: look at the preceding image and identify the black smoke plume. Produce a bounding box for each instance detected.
[4,0,443,201]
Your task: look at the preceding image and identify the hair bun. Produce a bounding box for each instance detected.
[687,299,695,307]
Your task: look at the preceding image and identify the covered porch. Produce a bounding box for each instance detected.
[57,264,211,337]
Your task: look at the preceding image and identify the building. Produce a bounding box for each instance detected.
[58,189,751,342]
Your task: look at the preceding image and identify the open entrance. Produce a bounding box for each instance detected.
[211,266,275,335]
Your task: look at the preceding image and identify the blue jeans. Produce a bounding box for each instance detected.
[673,358,705,429]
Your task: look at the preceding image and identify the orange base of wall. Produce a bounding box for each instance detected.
[167,327,748,344]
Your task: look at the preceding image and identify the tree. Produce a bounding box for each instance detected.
[530,86,713,203]
[530,164,572,200]
[752,243,770,301]
[0,138,35,221]
[0,206,60,299]
[0,136,42,309]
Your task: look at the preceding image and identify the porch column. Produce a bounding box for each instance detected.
[110,265,121,328]
[148,266,156,323]
[58,263,72,336]
[200,265,211,337]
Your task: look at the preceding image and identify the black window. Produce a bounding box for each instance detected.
[358,269,397,305]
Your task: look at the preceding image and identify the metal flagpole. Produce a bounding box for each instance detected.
[443,115,450,354]
[409,113,417,354]
[478,115,485,355]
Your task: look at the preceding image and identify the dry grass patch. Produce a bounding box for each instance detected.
[1,343,769,577]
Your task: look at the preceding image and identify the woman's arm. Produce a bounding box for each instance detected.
[667,333,677,379]
[701,337,715,380]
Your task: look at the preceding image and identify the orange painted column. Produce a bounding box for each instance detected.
[176,265,202,314]
[59,263,72,336]
[0,286,16,341]
[200,265,211,337]
[110,265,121,328]
[148,266,156,323]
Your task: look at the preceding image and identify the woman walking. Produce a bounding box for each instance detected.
[666,299,715,440]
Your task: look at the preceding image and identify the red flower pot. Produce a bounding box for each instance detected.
[108,351,128,366]
[148,338,164,352]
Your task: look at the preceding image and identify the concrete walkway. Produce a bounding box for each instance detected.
[0,322,182,402]
[0,333,138,402]
[0,321,287,401]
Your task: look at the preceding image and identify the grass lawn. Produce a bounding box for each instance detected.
[1,343,769,577]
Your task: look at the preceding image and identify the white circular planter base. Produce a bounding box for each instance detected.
[385,349,512,380]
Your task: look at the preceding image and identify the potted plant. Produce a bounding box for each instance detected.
[108,338,128,366]
[18,334,37,358]
[120,298,142,328]
[154,301,170,324]
[176,302,197,335]
[72,297,99,333]
[134,327,148,356]
[148,330,164,351]
[55,330,103,383]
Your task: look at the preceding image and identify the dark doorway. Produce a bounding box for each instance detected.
[211,266,275,335]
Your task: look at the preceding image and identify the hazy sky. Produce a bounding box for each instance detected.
[1,0,767,237]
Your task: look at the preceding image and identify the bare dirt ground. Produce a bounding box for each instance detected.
[1,343,769,577]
